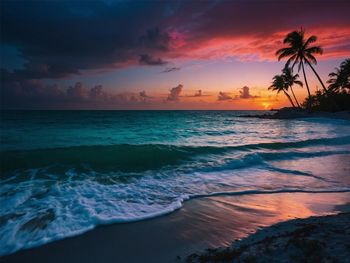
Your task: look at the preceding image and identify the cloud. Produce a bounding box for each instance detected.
[162,67,180,73]
[167,84,183,101]
[184,89,203,97]
[194,89,202,97]
[239,86,259,99]
[0,78,148,109]
[67,82,89,100]
[139,54,168,65]
[0,0,349,84]
[139,90,150,98]
[177,1,350,60]
[139,90,152,102]
[0,2,179,79]
[139,27,172,51]
[217,92,232,101]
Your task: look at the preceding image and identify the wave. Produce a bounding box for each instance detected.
[1,186,350,256]
[199,149,350,173]
[1,136,350,176]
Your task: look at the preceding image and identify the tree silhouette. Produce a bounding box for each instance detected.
[282,67,303,107]
[327,58,350,93]
[276,28,330,108]
[269,74,296,108]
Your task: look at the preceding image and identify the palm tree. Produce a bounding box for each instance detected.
[269,74,296,108]
[282,67,303,107]
[327,58,350,92]
[276,28,331,108]
[328,68,342,92]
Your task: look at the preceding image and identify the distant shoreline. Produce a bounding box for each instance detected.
[240,108,350,120]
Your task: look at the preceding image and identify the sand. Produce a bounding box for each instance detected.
[2,192,350,263]
[187,213,350,263]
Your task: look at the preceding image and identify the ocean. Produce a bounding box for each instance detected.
[1,110,350,256]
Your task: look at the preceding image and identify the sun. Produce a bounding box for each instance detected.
[261,102,271,110]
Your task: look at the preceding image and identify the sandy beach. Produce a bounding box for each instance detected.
[187,212,350,263]
[2,192,350,263]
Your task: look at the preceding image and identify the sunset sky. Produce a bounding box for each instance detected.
[1,0,349,110]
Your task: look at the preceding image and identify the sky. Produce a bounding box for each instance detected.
[0,0,349,110]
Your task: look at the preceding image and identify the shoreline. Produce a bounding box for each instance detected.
[240,108,350,120]
[2,192,350,263]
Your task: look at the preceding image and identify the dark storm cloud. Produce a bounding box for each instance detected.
[0,1,176,79]
[139,54,168,66]
[139,27,172,51]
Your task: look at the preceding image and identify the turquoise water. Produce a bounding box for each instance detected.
[1,110,350,255]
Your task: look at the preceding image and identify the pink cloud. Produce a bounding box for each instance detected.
[168,27,350,63]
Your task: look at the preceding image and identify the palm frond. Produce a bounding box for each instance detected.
[340,58,350,73]
[281,66,302,89]
[328,68,340,78]
[283,31,299,44]
[285,54,296,68]
[304,35,317,48]
[326,59,350,92]
[276,48,295,60]
[290,55,300,70]
[294,80,303,86]
[305,46,323,55]
[305,53,317,65]
[328,72,338,77]
[269,75,285,93]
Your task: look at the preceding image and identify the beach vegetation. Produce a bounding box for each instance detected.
[272,28,349,112]
[301,58,350,111]
[327,58,350,93]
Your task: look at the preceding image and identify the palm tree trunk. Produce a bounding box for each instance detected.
[289,86,301,107]
[301,61,311,110]
[304,58,340,111]
[283,90,295,107]
[304,59,328,93]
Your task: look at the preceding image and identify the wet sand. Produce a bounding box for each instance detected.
[2,192,350,263]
